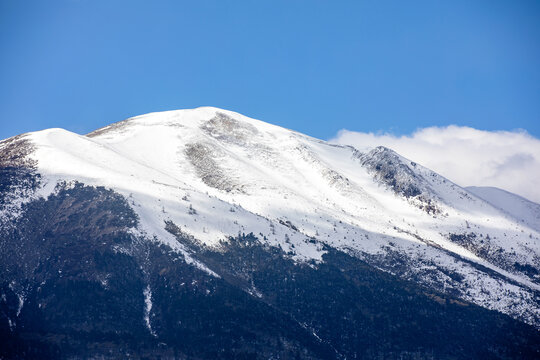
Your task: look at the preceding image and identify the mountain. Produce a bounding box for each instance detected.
[1,107,539,359]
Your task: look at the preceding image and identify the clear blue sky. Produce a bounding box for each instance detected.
[1,0,539,140]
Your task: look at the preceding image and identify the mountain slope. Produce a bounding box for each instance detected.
[466,186,540,232]
[1,107,539,359]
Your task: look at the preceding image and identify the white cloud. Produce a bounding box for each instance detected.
[330,125,540,204]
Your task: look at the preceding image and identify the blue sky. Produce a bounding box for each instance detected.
[1,0,539,140]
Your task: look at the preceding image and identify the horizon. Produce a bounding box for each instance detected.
[1,104,539,141]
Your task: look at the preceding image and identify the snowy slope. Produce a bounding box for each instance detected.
[5,107,540,327]
[466,186,540,232]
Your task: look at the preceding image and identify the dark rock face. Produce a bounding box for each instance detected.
[357,147,423,198]
[1,180,540,359]
[357,147,441,215]
[0,135,40,214]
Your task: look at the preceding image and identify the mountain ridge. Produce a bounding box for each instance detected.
[1,107,539,358]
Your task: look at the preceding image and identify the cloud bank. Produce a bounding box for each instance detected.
[330,126,540,204]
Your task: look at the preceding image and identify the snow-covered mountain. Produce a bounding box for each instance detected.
[1,107,539,359]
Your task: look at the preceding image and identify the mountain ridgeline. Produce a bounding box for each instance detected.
[1,107,539,359]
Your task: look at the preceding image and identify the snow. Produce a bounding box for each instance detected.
[466,186,540,232]
[12,106,540,327]
[143,285,156,337]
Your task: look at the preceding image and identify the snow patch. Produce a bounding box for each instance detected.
[143,285,156,337]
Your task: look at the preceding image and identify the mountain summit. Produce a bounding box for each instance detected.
[1,107,539,359]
